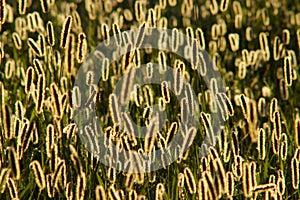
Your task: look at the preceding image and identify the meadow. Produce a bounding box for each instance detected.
[0,0,300,199]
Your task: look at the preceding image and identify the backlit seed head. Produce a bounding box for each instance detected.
[253,183,276,193]
[138,194,146,200]
[155,183,165,200]
[166,122,178,145]
[216,93,228,121]
[28,38,42,57]
[135,22,146,48]
[277,170,285,195]
[262,8,270,25]
[220,0,229,12]
[234,14,242,29]
[171,28,179,52]
[282,29,290,45]
[125,173,136,189]
[77,33,87,63]
[107,167,116,183]
[50,83,62,119]
[294,119,300,147]
[208,146,220,160]
[273,36,281,61]
[209,0,219,15]
[18,0,27,15]
[0,168,10,193]
[134,1,146,22]
[283,56,293,87]
[279,78,289,100]
[29,160,46,190]
[174,67,183,96]
[101,23,110,46]
[231,129,240,156]
[232,155,243,179]
[291,157,299,189]
[158,51,167,73]
[46,174,55,197]
[257,97,266,117]
[242,162,253,198]
[226,171,234,196]
[86,71,94,86]
[60,16,73,49]
[109,93,121,125]
[108,184,121,200]
[146,62,153,79]
[183,167,196,194]
[195,28,205,50]
[177,172,184,188]
[124,9,133,21]
[38,34,46,57]
[271,129,280,155]
[228,33,240,52]
[76,172,87,200]
[257,128,266,160]
[20,121,35,155]
[161,81,170,104]
[204,171,217,199]
[7,146,20,180]
[102,58,110,81]
[280,133,288,161]
[46,124,55,157]
[296,29,300,49]
[250,161,257,189]
[201,112,215,145]
[12,32,22,50]
[197,178,207,200]
[40,0,48,13]
[159,0,166,9]
[36,74,45,114]
[270,98,278,122]
[112,23,122,47]
[273,111,282,140]
[239,94,249,119]
[13,118,21,142]
[66,182,73,200]
[7,178,19,199]
[213,158,226,194]
[95,185,106,200]
[120,68,136,104]
[33,59,45,76]
[25,66,35,94]
[262,86,271,98]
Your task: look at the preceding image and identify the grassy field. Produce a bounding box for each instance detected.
[1,0,300,199]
